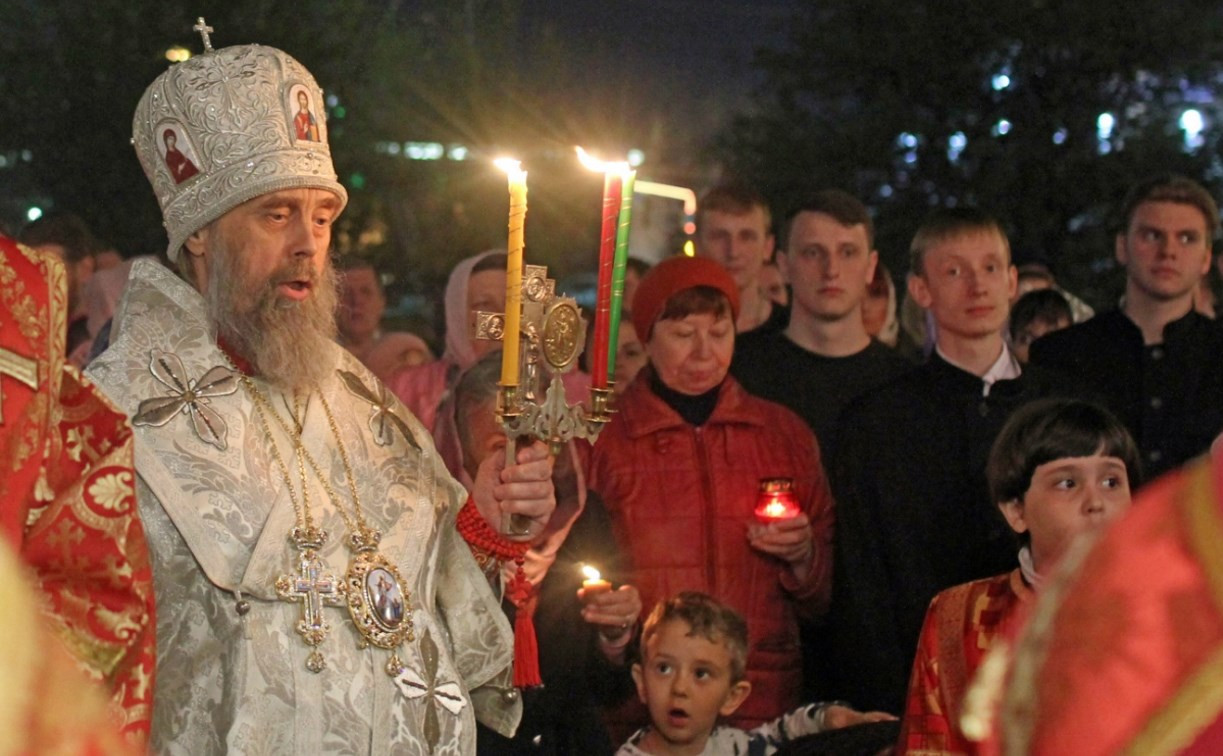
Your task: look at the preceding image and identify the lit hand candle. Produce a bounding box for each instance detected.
[748,477,814,582]
[754,478,801,524]
[495,158,527,387]
[580,564,612,594]
[577,564,641,660]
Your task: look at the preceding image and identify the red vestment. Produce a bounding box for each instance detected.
[900,569,1032,755]
[1001,452,1223,754]
[0,235,156,746]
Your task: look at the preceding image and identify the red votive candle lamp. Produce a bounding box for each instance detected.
[755,478,800,524]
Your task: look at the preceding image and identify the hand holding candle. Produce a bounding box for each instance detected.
[748,479,815,581]
[577,564,641,654]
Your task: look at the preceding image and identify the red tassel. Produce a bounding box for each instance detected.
[512,584,542,688]
[456,498,541,689]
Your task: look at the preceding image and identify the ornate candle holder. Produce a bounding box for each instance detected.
[475,265,615,533]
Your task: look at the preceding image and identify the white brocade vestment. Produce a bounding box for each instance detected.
[87,260,519,754]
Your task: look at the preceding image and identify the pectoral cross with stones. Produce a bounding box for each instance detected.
[0,346,39,425]
[193,17,215,52]
[276,544,345,673]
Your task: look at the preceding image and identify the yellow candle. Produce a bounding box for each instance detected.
[581,564,611,593]
[495,158,527,386]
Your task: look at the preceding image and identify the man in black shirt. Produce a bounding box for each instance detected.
[732,190,910,459]
[694,183,788,337]
[825,208,1063,714]
[1030,174,1223,478]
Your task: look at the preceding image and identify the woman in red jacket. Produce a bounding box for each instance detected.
[587,255,835,729]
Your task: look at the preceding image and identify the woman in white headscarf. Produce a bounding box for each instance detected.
[387,249,506,482]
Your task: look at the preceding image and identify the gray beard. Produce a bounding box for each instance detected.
[206,244,340,392]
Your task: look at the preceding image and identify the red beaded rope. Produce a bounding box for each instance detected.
[456,497,541,687]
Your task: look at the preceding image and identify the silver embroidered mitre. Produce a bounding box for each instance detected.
[132,39,348,263]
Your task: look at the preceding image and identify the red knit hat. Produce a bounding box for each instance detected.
[631,255,741,340]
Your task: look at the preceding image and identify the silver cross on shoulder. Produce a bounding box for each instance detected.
[193,17,214,52]
[132,349,238,451]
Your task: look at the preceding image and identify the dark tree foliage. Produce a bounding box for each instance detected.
[716,0,1223,306]
[0,0,654,324]
[0,0,404,257]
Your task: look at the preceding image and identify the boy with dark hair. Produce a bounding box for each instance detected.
[900,399,1139,753]
[1009,289,1073,363]
[620,592,888,756]
[825,207,1064,714]
[1030,173,1223,477]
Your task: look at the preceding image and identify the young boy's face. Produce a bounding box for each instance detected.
[631,618,751,753]
[999,453,1132,571]
[909,229,1017,342]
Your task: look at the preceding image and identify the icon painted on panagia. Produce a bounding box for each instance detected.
[367,567,405,630]
[157,124,200,184]
[289,85,321,143]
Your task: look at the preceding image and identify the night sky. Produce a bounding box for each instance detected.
[520,0,802,136]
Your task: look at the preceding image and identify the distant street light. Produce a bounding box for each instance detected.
[165,46,191,63]
[1096,112,1115,138]
[1180,109,1205,151]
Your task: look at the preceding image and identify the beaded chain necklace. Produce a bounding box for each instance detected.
[243,375,415,677]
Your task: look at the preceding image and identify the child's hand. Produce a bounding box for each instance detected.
[747,513,815,580]
[821,704,898,730]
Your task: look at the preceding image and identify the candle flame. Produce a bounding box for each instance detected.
[575,146,630,174]
[494,157,523,175]
[763,500,788,518]
[581,564,601,582]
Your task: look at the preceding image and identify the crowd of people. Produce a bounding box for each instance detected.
[4,28,1223,756]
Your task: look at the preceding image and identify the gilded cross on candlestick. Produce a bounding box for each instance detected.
[0,346,39,425]
[475,264,614,458]
[193,17,215,52]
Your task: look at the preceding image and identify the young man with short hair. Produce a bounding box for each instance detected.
[824,208,1063,714]
[694,184,787,335]
[732,190,911,459]
[1030,174,1223,477]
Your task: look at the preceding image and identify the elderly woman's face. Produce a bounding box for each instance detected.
[645,311,734,396]
[999,453,1132,573]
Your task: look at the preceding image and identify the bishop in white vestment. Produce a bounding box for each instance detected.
[87,31,552,755]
